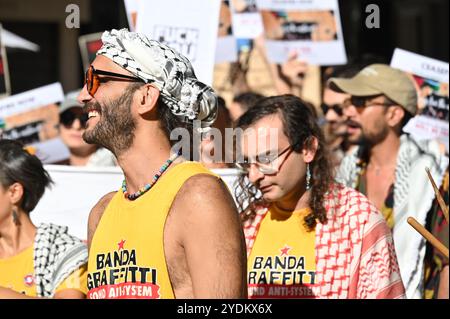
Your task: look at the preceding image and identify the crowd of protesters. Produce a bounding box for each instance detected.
[0,26,448,300]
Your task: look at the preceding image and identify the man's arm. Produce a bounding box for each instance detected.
[170,174,247,299]
[87,192,116,251]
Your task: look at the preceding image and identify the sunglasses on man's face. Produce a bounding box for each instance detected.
[84,65,145,97]
[320,103,343,116]
[350,96,394,109]
[60,110,89,128]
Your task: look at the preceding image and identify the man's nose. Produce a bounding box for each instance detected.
[343,103,357,118]
[78,85,91,104]
[247,164,264,184]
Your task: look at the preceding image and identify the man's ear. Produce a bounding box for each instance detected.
[302,136,319,163]
[136,84,161,116]
[386,105,405,128]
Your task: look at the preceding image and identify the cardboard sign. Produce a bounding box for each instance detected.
[0,24,11,98]
[124,0,139,31]
[32,165,241,239]
[0,83,67,163]
[230,0,264,39]
[256,0,347,65]
[78,32,103,72]
[216,0,239,64]
[391,48,449,152]
[136,0,221,85]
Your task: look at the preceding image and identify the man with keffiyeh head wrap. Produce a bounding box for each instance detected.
[78,29,247,299]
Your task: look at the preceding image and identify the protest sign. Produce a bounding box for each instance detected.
[391,48,449,152]
[0,83,68,163]
[78,32,103,72]
[230,0,264,39]
[32,165,241,240]
[0,24,11,98]
[256,0,347,65]
[124,0,139,31]
[136,0,221,85]
[216,0,239,64]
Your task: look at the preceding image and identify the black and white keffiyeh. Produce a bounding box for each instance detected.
[336,134,449,298]
[33,223,88,298]
[97,28,218,129]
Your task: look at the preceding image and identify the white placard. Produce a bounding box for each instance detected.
[0,23,11,98]
[230,0,264,39]
[32,165,124,240]
[257,0,340,10]
[32,165,241,240]
[391,49,449,152]
[78,32,103,72]
[216,36,238,64]
[0,28,39,52]
[264,40,347,65]
[257,0,347,65]
[136,0,221,85]
[403,116,449,146]
[31,137,71,164]
[0,83,64,118]
[391,48,449,84]
[215,1,238,64]
[231,13,264,39]
[124,0,139,31]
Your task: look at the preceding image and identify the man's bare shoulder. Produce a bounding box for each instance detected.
[87,191,117,249]
[167,173,247,298]
[168,172,241,238]
[91,191,116,217]
[175,173,235,207]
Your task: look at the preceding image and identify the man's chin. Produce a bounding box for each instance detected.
[82,131,101,146]
[347,134,363,145]
[335,130,349,138]
[262,190,282,203]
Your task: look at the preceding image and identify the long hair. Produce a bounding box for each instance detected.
[235,95,334,231]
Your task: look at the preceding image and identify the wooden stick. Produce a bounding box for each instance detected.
[408,217,449,259]
[425,167,449,223]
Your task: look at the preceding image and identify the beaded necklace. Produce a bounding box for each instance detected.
[122,152,180,201]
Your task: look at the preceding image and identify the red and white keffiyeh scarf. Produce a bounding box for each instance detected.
[243,183,406,299]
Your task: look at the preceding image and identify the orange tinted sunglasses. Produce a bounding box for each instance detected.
[84,65,145,96]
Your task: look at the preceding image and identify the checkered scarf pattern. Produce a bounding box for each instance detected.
[97,28,218,129]
[336,134,449,298]
[243,184,406,299]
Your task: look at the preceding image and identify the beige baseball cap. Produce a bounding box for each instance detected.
[59,90,83,114]
[328,64,418,115]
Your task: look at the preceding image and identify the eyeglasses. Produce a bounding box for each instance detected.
[320,103,343,116]
[236,144,295,174]
[84,65,145,97]
[350,96,394,109]
[60,110,89,128]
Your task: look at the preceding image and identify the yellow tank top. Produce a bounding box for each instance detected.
[0,244,87,297]
[87,162,218,299]
[247,205,319,299]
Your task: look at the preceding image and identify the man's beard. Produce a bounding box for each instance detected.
[83,89,137,158]
[362,120,389,148]
[325,121,348,144]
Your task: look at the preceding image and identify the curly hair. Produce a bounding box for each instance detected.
[235,95,334,231]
